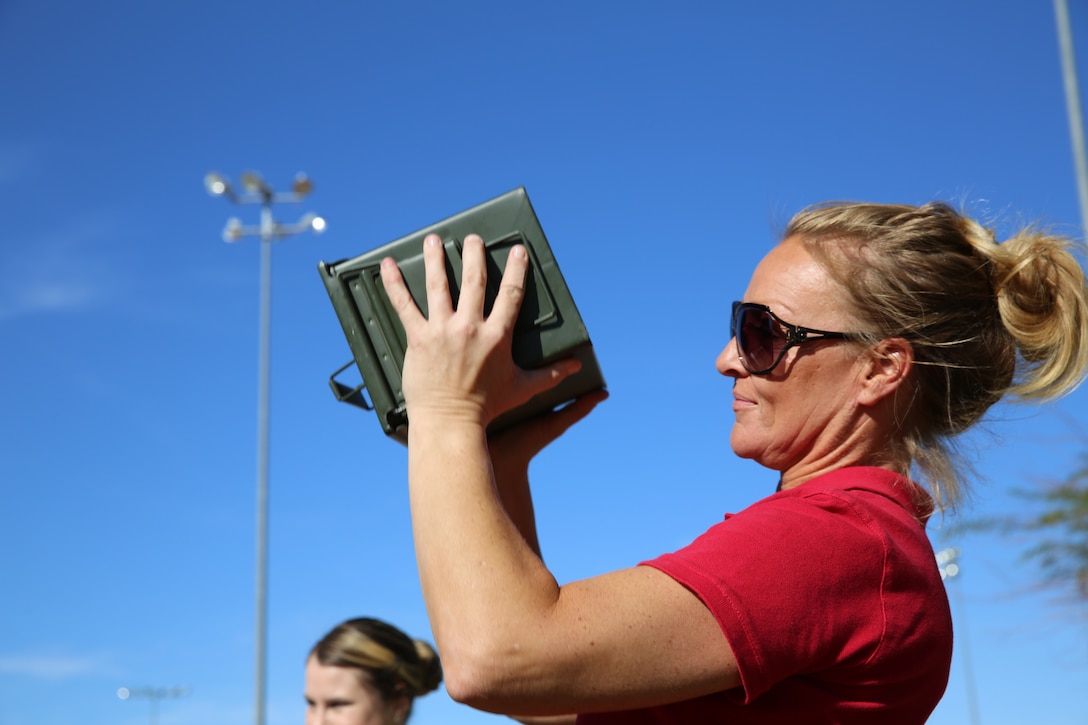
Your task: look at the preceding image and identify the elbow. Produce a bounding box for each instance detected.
[441,647,500,707]
[443,667,487,707]
[440,636,524,709]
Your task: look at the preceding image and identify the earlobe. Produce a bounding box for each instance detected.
[858,339,913,406]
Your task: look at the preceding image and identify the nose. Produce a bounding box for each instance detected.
[716,337,745,378]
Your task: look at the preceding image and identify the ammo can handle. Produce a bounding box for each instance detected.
[328,360,372,410]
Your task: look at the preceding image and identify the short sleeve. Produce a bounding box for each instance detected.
[643,489,891,702]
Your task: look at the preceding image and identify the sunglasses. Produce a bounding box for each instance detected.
[731,301,859,375]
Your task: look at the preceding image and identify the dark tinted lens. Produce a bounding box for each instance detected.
[737,306,784,372]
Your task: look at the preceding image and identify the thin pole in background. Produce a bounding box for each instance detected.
[117,686,191,725]
[1055,0,1088,241]
[937,548,981,725]
[205,171,325,725]
[254,199,272,725]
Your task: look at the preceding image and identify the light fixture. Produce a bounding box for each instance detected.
[223,217,243,243]
[292,173,314,197]
[204,170,324,725]
[204,172,232,198]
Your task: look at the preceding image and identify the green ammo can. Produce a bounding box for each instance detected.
[318,187,606,444]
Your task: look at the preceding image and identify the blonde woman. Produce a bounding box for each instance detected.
[379,201,1088,723]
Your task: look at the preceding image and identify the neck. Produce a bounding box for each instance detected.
[775,402,910,491]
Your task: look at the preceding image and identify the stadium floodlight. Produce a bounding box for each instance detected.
[204,171,324,725]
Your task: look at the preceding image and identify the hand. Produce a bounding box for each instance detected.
[380,233,582,429]
[489,388,609,477]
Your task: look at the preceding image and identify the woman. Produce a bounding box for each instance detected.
[304,617,443,725]
[377,201,1088,723]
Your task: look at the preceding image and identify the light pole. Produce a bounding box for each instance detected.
[117,685,191,725]
[1054,0,1088,241]
[936,547,981,725]
[205,171,325,725]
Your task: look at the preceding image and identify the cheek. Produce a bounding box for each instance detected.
[728,373,828,459]
[326,699,384,725]
[358,698,390,725]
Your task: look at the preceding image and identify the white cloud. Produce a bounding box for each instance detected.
[0,281,99,320]
[0,652,117,679]
[0,213,125,321]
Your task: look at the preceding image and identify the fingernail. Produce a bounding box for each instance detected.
[512,245,527,259]
[426,234,441,247]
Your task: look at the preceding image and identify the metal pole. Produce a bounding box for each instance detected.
[254,201,273,725]
[117,686,190,725]
[203,172,323,725]
[937,548,981,725]
[1055,0,1088,240]
[950,581,981,725]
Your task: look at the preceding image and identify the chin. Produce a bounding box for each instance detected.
[729,429,760,461]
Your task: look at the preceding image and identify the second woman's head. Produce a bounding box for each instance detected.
[304,618,443,725]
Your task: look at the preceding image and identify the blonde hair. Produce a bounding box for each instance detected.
[310,618,442,716]
[784,201,1088,510]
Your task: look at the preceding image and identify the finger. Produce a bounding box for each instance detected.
[516,357,584,404]
[491,244,529,329]
[380,256,426,331]
[458,234,487,316]
[422,233,453,321]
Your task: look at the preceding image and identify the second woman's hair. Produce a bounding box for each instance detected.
[310,618,443,708]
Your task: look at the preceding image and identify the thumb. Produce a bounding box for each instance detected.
[517,358,583,402]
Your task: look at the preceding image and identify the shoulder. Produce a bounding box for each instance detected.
[693,467,923,550]
[762,466,932,537]
[643,467,950,702]
[645,467,939,634]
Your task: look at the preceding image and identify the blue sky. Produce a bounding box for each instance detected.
[2,1,1088,724]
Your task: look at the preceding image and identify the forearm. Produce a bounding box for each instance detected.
[487,391,609,559]
[491,453,541,557]
[408,417,559,693]
[381,235,607,713]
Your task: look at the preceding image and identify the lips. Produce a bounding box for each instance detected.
[732,391,756,410]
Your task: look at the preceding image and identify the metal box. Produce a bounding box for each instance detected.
[318,187,605,443]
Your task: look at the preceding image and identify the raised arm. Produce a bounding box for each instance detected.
[488,391,608,557]
[380,234,738,717]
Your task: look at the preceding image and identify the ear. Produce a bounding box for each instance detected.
[857,338,913,407]
[390,695,412,725]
